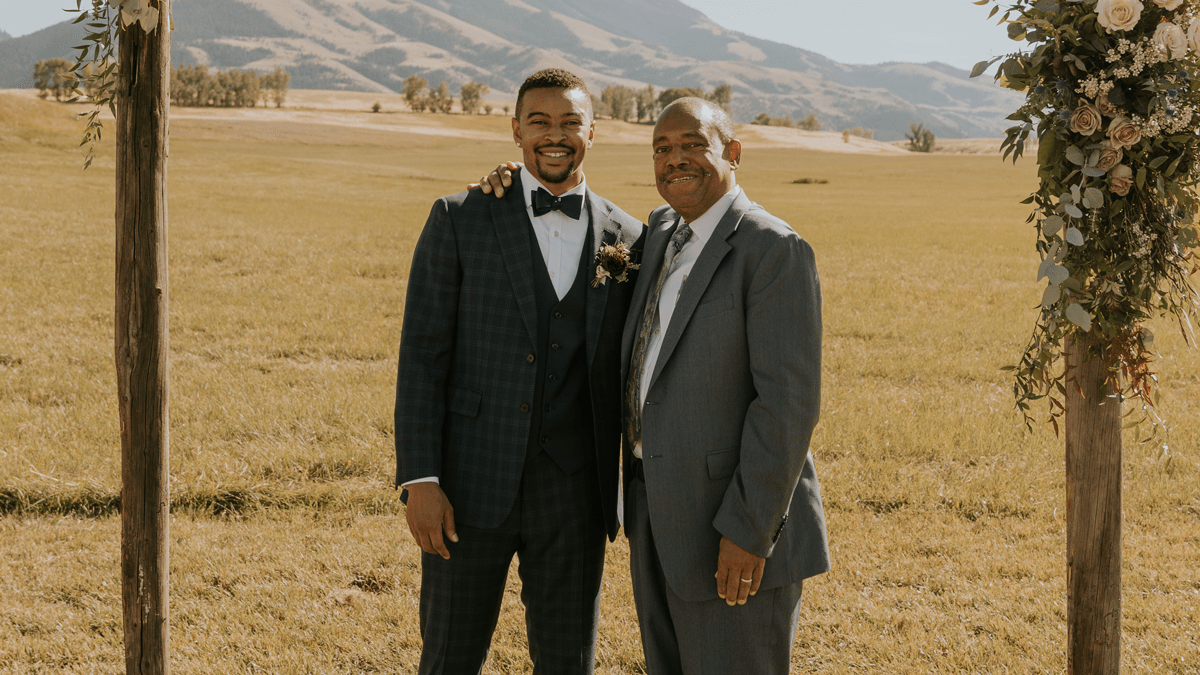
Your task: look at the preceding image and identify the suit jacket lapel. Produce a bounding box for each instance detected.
[492,172,538,342]
[648,192,752,388]
[620,208,677,384]
[584,193,612,368]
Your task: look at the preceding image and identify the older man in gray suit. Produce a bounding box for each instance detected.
[621,97,828,675]
[477,97,828,674]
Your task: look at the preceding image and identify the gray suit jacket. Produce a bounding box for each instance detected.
[621,190,829,601]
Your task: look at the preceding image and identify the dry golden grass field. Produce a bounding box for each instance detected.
[1,91,1198,673]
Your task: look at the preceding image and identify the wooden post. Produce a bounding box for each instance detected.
[1065,333,1122,674]
[115,4,171,674]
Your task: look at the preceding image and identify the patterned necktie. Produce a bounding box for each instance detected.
[626,221,694,448]
[531,187,584,219]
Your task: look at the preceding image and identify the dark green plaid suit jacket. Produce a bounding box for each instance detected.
[396,171,644,540]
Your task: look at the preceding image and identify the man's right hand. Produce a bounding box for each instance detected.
[471,161,522,198]
[405,482,458,559]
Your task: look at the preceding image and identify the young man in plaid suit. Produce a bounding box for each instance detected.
[395,69,644,674]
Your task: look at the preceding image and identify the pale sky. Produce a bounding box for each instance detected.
[678,0,1018,70]
[1,0,1018,71]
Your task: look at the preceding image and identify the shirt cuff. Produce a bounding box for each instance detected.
[401,476,439,487]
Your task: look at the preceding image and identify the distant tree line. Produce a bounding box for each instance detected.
[35,60,290,108]
[401,77,495,114]
[594,83,732,123]
[393,77,733,122]
[752,113,821,131]
[843,126,874,141]
[33,59,74,101]
[34,58,113,101]
[170,65,290,108]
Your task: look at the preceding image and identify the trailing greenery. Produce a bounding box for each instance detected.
[973,0,1200,438]
[66,0,127,168]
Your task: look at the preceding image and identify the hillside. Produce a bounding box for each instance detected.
[0,0,1022,141]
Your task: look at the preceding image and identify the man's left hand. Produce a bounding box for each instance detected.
[715,536,765,606]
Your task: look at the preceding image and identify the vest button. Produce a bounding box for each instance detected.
[554,311,563,319]
[519,403,530,413]
[551,343,560,350]
[527,353,535,363]
[541,436,550,444]
[544,404,553,412]
[547,374,556,381]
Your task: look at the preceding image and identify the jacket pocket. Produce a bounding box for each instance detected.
[693,293,734,320]
[706,448,739,480]
[447,386,482,417]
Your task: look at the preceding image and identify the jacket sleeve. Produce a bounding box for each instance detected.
[394,198,462,486]
[712,232,822,558]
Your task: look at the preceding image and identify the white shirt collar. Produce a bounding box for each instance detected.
[680,184,742,245]
[521,170,588,218]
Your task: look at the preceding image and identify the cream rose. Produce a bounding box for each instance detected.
[1153,0,1183,9]
[1097,0,1144,32]
[1155,22,1188,59]
[1096,92,1120,117]
[1189,18,1200,54]
[1095,141,1124,171]
[1109,164,1135,196]
[1070,101,1104,136]
[109,0,159,31]
[1107,116,1142,149]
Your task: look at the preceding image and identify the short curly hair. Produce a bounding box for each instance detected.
[515,68,593,120]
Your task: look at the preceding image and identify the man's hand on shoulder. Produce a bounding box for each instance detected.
[405,482,459,559]
[715,536,766,606]
[468,161,522,198]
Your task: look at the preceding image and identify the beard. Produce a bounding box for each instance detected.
[533,148,578,185]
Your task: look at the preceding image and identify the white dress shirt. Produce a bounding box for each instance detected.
[634,184,742,459]
[403,174,592,488]
[522,173,592,300]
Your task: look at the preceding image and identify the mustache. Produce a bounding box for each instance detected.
[658,168,711,183]
[536,143,575,153]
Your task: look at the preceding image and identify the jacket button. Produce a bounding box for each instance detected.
[527,353,535,363]
[519,403,530,413]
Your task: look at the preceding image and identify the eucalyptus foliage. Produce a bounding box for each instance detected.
[972,0,1200,437]
[67,0,161,168]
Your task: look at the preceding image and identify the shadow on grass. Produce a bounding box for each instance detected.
[0,484,404,519]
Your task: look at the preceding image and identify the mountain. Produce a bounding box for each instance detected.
[0,21,82,90]
[0,0,1021,141]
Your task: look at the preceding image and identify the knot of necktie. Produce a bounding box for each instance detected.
[531,187,584,219]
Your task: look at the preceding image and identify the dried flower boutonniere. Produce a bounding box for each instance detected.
[592,242,639,287]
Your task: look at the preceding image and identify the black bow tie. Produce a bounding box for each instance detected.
[531,187,584,219]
